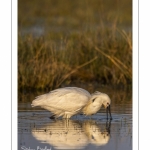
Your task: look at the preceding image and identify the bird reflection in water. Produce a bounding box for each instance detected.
[32,120,111,149]
[83,120,111,146]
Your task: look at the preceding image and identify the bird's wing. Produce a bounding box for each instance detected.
[32,87,91,112]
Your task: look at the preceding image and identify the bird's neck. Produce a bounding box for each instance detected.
[82,101,102,115]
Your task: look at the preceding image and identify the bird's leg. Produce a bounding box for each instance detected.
[49,114,56,119]
[62,113,70,119]
[89,115,93,120]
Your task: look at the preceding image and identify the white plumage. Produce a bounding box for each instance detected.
[31,87,112,119]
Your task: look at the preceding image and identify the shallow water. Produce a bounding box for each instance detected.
[18,87,132,150]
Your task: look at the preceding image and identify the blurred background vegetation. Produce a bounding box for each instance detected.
[18,0,132,92]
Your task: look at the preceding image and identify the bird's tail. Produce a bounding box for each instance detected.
[31,100,39,107]
[31,94,47,107]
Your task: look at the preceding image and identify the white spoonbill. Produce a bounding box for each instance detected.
[31,87,112,120]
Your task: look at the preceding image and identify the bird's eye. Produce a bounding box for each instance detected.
[92,98,96,102]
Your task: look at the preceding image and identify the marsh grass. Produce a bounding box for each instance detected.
[18,27,132,90]
[18,0,132,91]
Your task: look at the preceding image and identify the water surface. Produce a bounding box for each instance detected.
[18,87,132,150]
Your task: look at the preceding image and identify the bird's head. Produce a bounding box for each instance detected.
[82,91,112,120]
[91,91,111,108]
